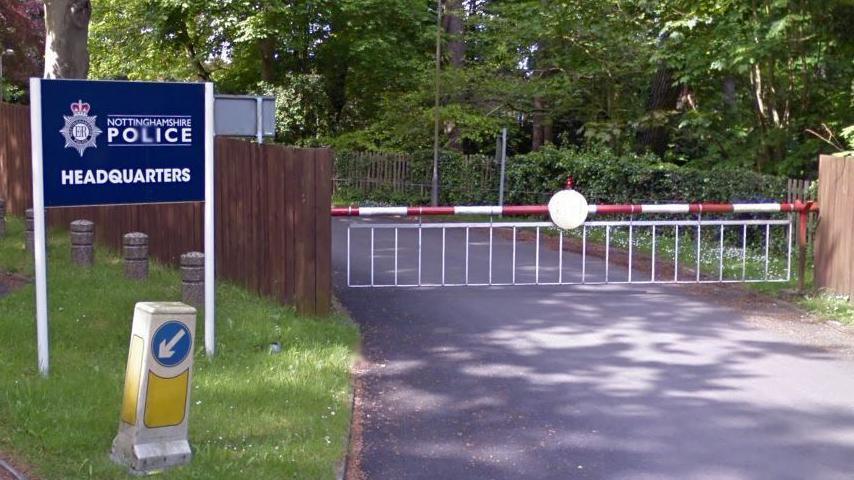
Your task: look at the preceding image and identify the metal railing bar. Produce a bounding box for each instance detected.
[558,230,564,284]
[582,225,587,284]
[651,225,656,282]
[489,219,493,285]
[742,225,747,281]
[628,222,633,283]
[442,227,446,286]
[696,218,701,283]
[786,221,793,281]
[346,217,795,288]
[348,278,791,288]
[347,226,352,287]
[394,228,399,286]
[674,225,679,282]
[465,227,470,285]
[719,224,724,282]
[764,223,770,280]
[605,225,611,283]
[348,219,791,229]
[512,226,517,285]
[535,227,540,285]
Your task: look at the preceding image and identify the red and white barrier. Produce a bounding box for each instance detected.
[331,201,815,217]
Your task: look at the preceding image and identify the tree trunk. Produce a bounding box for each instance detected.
[532,96,545,151]
[259,37,276,82]
[723,76,737,111]
[43,0,90,79]
[636,66,680,156]
[442,0,465,151]
[443,0,465,68]
[542,115,553,147]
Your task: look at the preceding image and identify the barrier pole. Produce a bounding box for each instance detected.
[797,200,810,292]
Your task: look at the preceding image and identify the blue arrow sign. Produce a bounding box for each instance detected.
[151,321,192,367]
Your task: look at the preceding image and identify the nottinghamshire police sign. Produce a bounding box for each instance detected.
[39,80,206,207]
[29,79,216,375]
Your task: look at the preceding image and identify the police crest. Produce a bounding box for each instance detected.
[60,100,102,157]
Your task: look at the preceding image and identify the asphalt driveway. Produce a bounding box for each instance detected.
[334,218,854,480]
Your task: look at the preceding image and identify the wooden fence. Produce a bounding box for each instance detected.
[0,103,32,215]
[333,151,498,200]
[0,102,330,315]
[786,178,818,248]
[815,155,854,300]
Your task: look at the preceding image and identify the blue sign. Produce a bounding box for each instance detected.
[151,321,192,367]
[38,79,206,207]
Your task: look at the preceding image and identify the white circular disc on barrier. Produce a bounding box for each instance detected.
[548,189,588,229]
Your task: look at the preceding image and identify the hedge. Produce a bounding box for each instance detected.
[504,147,788,205]
[335,147,788,206]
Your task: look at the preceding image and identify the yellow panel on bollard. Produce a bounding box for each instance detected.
[144,370,190,428]
[120,335,145,425]
[111,302,197,474]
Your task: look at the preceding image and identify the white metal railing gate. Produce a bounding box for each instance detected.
[344,217,793,288]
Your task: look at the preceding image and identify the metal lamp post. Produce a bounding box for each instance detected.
[0,49,15,103]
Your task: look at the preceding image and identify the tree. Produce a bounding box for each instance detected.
[656,0,854,173]
[76,0,852,175]
[0,0,45,89]
[43,0,91,78]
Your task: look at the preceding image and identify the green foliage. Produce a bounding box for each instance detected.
[840,126,854,156]
[505,146,787,205]
[654,0,854,174]
[84,0,851,175]
[257,78,332,146]
[336,146,788,206]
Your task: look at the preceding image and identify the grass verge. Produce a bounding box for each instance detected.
[0,216,359,479]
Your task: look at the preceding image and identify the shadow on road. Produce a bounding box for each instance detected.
[335,219,854,480]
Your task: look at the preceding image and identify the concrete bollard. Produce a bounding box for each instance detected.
[123,233,149,280]
[0,198,5,239]
[25,208,34,253]
[70,220,95,267]
[180,252,205,308]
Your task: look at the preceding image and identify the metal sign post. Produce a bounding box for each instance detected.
[212,94,275,142]
[28,78,216,375]
[204,84,215,356]
[28,79,48,374]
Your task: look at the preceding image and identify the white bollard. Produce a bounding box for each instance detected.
[112,302,197,474]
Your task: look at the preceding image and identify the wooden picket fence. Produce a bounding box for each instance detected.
[786,177,818,249]
[333,151,499,200]
[0,102,331,315]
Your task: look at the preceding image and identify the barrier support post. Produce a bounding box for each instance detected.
[797,200,810,292]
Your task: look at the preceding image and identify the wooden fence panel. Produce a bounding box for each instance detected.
[0,103,332,315]
[293,149,317,315]
[333,151,499,201]
[314,149,332,316]
[815,155,854,300]
[0,103,33,215]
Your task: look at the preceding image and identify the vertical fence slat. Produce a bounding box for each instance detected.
[294,149,317,315]
[314,149,332,315]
